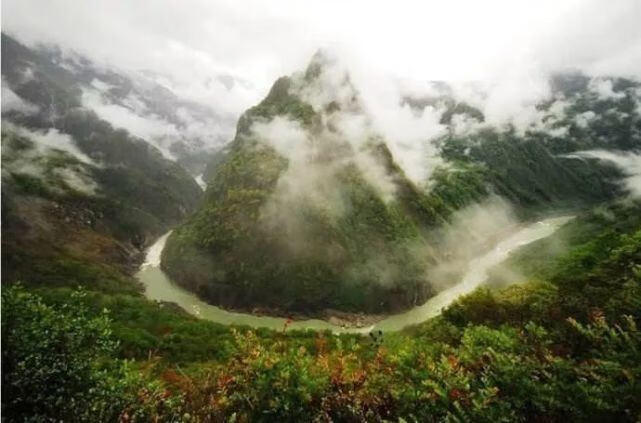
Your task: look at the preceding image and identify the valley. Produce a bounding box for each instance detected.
[139,216,573,332]
[2,7,641,420]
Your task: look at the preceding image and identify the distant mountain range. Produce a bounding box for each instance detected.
[2,32,237,175]
[1,33,205,291]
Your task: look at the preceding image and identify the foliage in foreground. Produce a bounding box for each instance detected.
[1,286,131,421]
[2,204,641,421]
[3,286,639,422]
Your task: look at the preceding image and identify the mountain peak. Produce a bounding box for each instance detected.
[304,48,339,80]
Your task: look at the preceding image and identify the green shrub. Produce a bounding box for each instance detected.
[1,285,136,421]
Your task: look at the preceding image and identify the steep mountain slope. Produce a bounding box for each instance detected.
[163,63,438,314]
[1,37,640,422]
[161,52,634,315]
[2,33,235,175]
[1,34,203,291]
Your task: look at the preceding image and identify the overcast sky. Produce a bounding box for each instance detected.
[3,0,641,116]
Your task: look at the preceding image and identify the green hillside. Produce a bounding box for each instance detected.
[1,34,202,294]
[162,54,627,315]
[3,201,640,421]
[2,33,641,422]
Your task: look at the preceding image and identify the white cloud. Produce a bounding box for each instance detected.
[174,106,232,146]
[89,78,114,93]
[575,111,597,129]
[250,116,311,163]
[80,86,179,159]
[450,113,484,137]
[3,124,99,194]
[3,0,641,188]
[589,78,626,100]
[3,0,640,134]
[333,63,447,186]
[10,124,95,164]
[447,69,554,134]
[78,74,235,161]
[371,102,445,185]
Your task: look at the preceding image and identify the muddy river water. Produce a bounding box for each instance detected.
[136,216,573,334]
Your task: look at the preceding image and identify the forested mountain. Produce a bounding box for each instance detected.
[1,31,640,422]
[1,33,203,292]
[2,33,235,174]
[161,51,638,316]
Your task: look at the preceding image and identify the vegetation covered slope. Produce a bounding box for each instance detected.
[1,33,231,174]
[3,201,640,421]
[1,34,202,293]
[2,37,640,421]
[163,72,435,314]
[162,53,629,316]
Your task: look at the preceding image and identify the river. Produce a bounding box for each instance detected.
[136,216,573,334]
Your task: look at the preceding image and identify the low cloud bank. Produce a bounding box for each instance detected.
[3,124,98,195]
[426,195,518,290]
[80,77,235,163]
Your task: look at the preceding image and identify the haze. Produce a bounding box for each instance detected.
[4,0,641,120]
